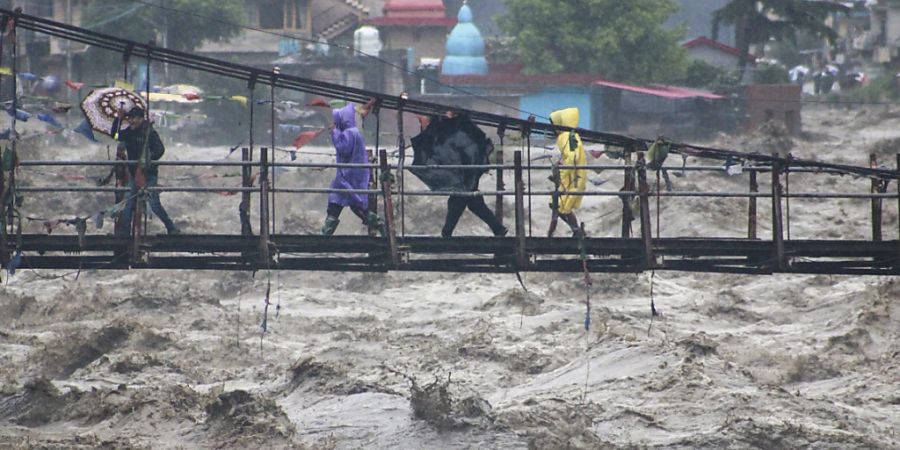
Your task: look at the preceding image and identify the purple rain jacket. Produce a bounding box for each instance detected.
[329,104,369,209]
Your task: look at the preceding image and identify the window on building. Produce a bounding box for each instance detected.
[259,0,308,30]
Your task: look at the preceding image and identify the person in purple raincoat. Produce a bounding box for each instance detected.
[322,103,383,236]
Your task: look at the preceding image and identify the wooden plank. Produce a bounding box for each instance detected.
[771,153,785,270]
[258,147,270,264]
[748,169,758,239]
[514,151,527,267]
[637,152,655,269]
[240,147,252,236]
[380,150,399,267]
[871,154,882,241]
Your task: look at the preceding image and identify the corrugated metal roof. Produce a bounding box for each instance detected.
[595,80,725,99]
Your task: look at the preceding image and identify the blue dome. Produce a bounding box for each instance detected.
[441,4,488,76]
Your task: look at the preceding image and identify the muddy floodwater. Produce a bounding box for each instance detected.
[1,105,898,449]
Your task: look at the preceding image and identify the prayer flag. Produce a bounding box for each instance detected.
[65,80,84,90]
[307,97,329,107]
[51,103,73,114]
[20,72,37,81]
[90,212,104,229]
[293,129,324,149]
[0,67,11,76]
[230,95,248,107]
[6,250,22,275]
[7,107,30,121]
[74,119,98,143]
[359,98,376,120]
[278,123,302,133]
[37,113,63,128]
[114,80,135,91]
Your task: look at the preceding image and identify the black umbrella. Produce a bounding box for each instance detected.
[410,115,494,192]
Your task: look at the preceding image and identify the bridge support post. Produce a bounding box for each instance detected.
[620,150,635,238]
[748,169,758,239]
[240,147,252,236]
[495,126,505,229]
[367,149,377,219]
[0,10,16,266]
[259,147,270,266]
[396,96,406,237]
[130,188,144,265]
[379,150,399,267]
[0,159,6,265]
[870,154,883,242]
[771,153,786,271]
[637,152,655,270]
[113,149,127,236]
[514,151,527,267]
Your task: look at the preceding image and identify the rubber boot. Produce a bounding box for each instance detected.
[563,213,583,238]
[321,216,340,236]
[366,212,385,237]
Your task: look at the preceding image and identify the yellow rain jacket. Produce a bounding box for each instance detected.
[549,107,587,214]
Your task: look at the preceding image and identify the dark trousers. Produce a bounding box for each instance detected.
[327,202,368,223]
[119,173,177,235]
[442,195,505,237]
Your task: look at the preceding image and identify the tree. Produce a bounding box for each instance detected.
[684,60,727,88]
[753,62,789,84]
[711,0,849,79]
[498,0,687,84]
[82,0,245,52]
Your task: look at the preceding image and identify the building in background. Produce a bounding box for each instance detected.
[424,3,731,141]
[682,36,756,71]
[365,0,455,95]
[198,0,374,66]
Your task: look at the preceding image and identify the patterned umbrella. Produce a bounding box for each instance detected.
[79,87,146,137]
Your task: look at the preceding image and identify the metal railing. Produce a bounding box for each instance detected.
[8,147,898,270]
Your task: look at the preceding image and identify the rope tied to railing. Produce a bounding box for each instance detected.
[577,221,593,403]
[380,165,395,184]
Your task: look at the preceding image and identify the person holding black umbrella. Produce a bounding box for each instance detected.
[410,111,507,238]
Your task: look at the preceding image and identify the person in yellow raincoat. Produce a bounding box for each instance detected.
[547,107,587,238]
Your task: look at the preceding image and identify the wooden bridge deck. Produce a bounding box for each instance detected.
[12,234,899,275]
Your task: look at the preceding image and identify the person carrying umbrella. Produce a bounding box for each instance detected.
[113,106,180,236]
[546,107,587,238]
[410,111,507,238]
[441,176,507,238]
[321,103,382,236]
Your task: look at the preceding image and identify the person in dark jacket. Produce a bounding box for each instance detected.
[431,113,506,238]
[442,179,507,238]
[113,106,179,235]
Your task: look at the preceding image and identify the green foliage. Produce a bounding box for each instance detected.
[829,75,899,104]
[712,0,849,75]
[82,0,245,51]
[753,63,789,84]
[767,31,821,68]
[484,36,518,65]
[683,60,726,88]
[498,0,687,84]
